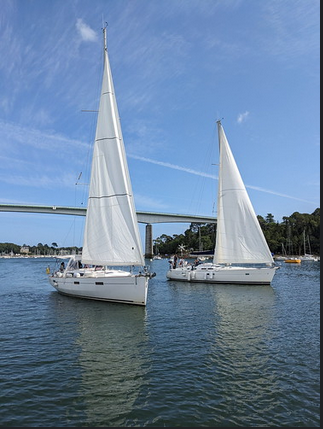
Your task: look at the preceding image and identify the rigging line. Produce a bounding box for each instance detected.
[75,172,82,185]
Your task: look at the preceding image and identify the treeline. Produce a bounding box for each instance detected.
[0,208,320,257]
[153,208,320,256]
[0,242,81,256]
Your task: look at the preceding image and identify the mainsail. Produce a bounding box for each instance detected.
[82,30,144,267]
[214,121,274,265]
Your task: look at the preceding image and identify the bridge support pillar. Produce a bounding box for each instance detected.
[145,224,153,259]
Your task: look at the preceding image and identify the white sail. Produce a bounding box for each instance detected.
[82,33,144,267]
[213,122,274,265]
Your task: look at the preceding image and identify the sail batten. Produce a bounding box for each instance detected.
[89,194,130,199]
[95,137,121,141]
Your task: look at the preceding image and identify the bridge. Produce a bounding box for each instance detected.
[0,204,216,258]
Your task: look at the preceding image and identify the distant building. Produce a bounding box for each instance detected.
[20,246,30,254]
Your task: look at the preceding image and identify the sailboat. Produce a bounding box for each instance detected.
[48,27,155,305]
[167,120,278,284]
[274,243,287,261]
[284,225,301,263]
[300,230,318,261]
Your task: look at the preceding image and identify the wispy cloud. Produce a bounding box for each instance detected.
[0,172,77,189]
[244,185,315,204]
[76,19,98,42]
[129,154,317,205]
[129,154,217,180]
[1,119,88,149]
[134,194,168,211]
[237,111,249,123]
[0,120,90,190]
[262,0,319,60]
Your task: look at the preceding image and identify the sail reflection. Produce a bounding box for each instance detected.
[209,284,278,417]
[50,294,149,425]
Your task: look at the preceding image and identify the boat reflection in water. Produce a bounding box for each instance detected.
[167,279,277,417]
[211,284,278,413]
[49,293,149,424]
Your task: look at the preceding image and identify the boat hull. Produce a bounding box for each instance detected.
[300,254,318,262]
[49,270,149,306]
[166,263,277,285]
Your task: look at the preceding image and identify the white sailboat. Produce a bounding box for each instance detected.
[300,230,318,261]
[48,27,155,305]
[284,225,301,263]
[167,120,278,284]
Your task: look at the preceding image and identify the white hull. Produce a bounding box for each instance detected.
[300,254,319,262]
[49,269,149,306]
[167,263,277,285]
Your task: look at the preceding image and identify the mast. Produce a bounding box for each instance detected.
[103,24,107,54]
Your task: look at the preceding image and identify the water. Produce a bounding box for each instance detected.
[0,257,320,427]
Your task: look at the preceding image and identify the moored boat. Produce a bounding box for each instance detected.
[284,257,301,264]
[167,120,278,285]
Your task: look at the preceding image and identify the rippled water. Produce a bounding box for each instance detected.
[0,257,320,427]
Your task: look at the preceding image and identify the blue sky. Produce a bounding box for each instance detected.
[0,0,320,249]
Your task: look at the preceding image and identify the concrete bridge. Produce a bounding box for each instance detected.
[0,203,216,258]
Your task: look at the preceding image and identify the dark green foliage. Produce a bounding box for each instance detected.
[155,209,320,256]
[0,241,81,256]
[0,242,21,255]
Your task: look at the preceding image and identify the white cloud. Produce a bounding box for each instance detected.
[237,111,249,123]
[76,19,98,42]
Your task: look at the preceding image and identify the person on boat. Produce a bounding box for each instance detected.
[173,254,178,269]
[59,262,65,272]
[194,258,200,267]
[178,258,185,267]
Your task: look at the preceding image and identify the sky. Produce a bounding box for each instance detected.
[0,0,320,249]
